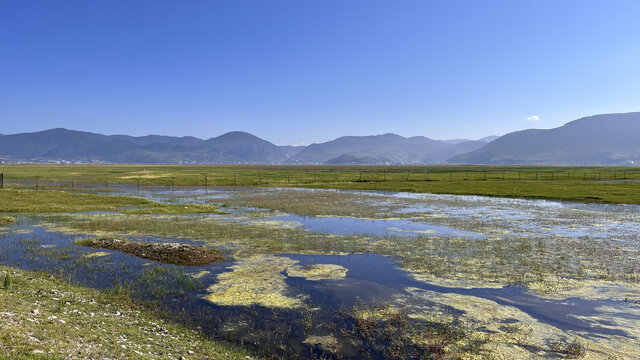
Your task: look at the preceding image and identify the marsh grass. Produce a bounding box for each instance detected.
[0,189,221,214]
[62,213,640,291]
[330,300,487,359]
[0,265,250,359]
[2,164,640,204]
[0,216,15,227]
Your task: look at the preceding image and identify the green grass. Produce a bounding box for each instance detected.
[0,189,221,214]
[0,266,250,359]
[1,164,640,204]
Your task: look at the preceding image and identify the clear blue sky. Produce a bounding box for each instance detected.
[1,1,639,145]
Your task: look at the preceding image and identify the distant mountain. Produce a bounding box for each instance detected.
[448,113,640,165]
[0,128,287,164]
[291,133,486,165]
[442,139,474,145]
[204,132,286,163]
[478,135,499,143]
[279,145,306,157]
[2,113,636,165]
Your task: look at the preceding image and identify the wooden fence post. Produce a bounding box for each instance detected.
[36,176,39,189]
[335,170,338,182]
[0,173,3,189]
[234,173,237,186]
[137,177,140,191]
[407,170,410,181]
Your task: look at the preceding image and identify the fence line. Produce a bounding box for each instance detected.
[0,169,639,190]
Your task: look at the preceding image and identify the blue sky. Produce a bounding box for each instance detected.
[1,1,639,145]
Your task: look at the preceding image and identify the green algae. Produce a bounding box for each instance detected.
[286,263,348,281]
[205,255,307,308]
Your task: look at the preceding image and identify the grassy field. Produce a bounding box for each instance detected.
[1,164,640,204]
[0,266,250,360]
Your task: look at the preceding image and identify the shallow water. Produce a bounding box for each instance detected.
[5,186,640,358]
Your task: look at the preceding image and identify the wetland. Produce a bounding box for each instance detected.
[1,181,640,359]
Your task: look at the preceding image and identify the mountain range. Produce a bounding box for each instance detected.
[0,112,638,165]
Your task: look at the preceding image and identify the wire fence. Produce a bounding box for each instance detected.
[1,169,639,190]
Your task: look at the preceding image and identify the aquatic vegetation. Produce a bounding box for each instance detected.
[75,237,224,266]
[205,255,307,308]
[84,251,111,258]
[0,216,15,226]
[286,263,348,281]
[331,300,488,359]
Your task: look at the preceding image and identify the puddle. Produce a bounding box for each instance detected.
[262,214,483,238]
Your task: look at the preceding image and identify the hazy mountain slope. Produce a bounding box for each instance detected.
[204,131,286,163]
[324,154,392,165]
[291,133,452,164]
[449,113,640,165]
[280,145,306,157]
[0,128,110,158]
[478,135,499,143]
[0,128,286,164]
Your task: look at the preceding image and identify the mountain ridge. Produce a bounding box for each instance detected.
[1,112,639,165]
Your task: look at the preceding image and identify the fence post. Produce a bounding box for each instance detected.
[407,170,410,181]
[484,171,487,180]
[72,178,75,188]
[0,173,3,189]
[205,176,208,187]
[536,172,538,180]
[36,176,39,189]
[551,172,554,181]
[106,178,109,189]
[583,172,586,180]
[450,171,453,181]
[137,177,140,192]
[359,171,362,181]
[171,177,175,187]
[314,171,317,183]
[259,171,262,184]
[383,169,386,181]
[234,173,237,186]
[518,171,521,180]
[287,173,290,184]
[614,171,617,180]
[335,170,338,182]
[502,171,505,180]
[466,171,468,181]
[427,170,430,181]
